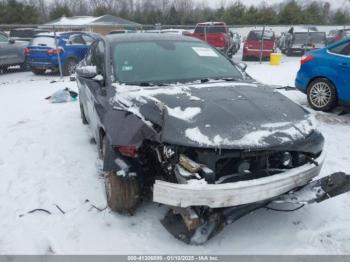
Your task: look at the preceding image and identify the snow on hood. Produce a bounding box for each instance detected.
[112,80,256,123]
[112,81,316,149]
[185,116,317,148]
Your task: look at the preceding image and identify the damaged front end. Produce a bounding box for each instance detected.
[131,135,349,244]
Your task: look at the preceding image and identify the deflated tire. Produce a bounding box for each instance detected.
[105,172,140,214]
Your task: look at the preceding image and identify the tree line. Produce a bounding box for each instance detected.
[0,0,350,25]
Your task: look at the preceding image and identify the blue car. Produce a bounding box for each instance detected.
[27,32,98,76]
[295,38,350,111]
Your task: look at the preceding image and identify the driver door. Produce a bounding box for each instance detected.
[78,40,107,142]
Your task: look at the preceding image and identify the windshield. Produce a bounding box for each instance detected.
[344,30,350,38]
[293,32,325,44]
[112,40,243,85]
[30,36,56,47]
[248,30,274,41]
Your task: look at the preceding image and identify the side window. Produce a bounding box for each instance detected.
[91,40,106,75]
[69,35,85,45]
[329,42,350,56]
[82,35,94,45]
[84,43,95,65]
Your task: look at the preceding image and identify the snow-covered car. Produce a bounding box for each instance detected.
[75,33,349,244]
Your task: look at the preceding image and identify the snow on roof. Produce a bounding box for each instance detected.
[43,15,140,27]
[44,16,97,26]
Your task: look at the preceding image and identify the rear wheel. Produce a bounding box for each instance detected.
[307,78,337,112]
[20,59,29,71]
[101,136,140,213]
[32,68,46,75]
[63,58,77,76]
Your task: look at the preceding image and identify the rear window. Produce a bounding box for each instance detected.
[194,25,227,34]
[247,31,274,41]
[293,32,325,44]
[329,42,350,56]
[30,36,56,48]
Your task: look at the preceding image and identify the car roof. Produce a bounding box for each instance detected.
[197,22,226,26]
[250,29,274,33]
[35,31,99,38]
[106,33,201,43]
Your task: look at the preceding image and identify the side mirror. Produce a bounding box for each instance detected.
[9,39,15,44]
[76,65,97,79]
[237,62,247,72]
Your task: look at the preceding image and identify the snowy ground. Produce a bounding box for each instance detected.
[0,50,350,255]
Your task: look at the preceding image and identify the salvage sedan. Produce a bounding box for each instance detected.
[76,34,335,244]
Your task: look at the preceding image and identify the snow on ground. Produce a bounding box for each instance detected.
[0,50,350,255]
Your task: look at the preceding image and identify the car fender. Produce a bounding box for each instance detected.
[307,65,340,90]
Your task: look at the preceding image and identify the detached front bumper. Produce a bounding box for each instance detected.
[153,151,325,208]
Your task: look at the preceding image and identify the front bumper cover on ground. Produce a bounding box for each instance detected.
[153,151,325,208]
[161,171,350,245]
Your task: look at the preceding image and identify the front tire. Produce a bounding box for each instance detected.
[101,136,140,213]
[307,78,337,112]
[105,172,140,214]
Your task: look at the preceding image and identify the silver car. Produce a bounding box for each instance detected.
[0,31,27,71]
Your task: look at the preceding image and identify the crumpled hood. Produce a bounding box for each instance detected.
[112,81,316,149]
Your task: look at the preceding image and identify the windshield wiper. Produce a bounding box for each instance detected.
[125,82,168,87]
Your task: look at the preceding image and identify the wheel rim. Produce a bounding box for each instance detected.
[310,82,332,108]
[68,60,77,75]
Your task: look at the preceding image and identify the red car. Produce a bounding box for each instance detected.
[190,22,234,58]
[243,30,276,61]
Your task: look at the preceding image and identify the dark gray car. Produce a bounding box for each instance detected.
[76,34,328,244]
[0,31,27,71]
